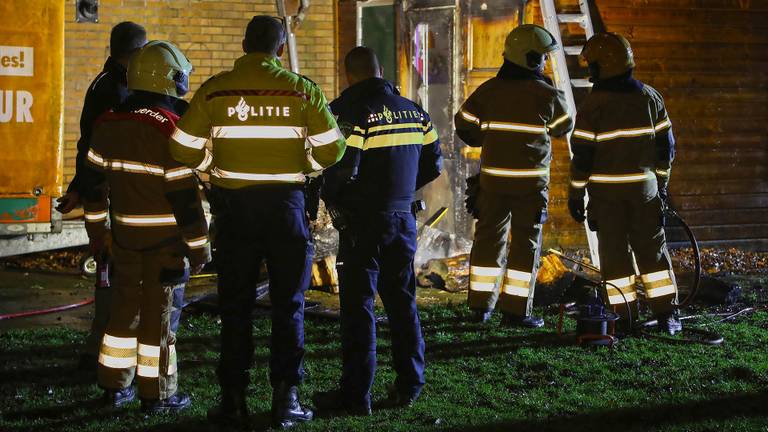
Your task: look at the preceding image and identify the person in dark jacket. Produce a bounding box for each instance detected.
[55,22,147,371]
[314,46,442,416]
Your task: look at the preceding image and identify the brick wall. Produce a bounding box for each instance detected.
[63,0,337,186]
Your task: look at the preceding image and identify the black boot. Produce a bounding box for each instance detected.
[312,389,371,416]
[102,386,136,408]
[141,393,191,413]
[470,309,493,323]
[379,383,420,409]
[207,387,250,429]
[272,382,313,429]
[656,312,683,336]
[501,313,544,328]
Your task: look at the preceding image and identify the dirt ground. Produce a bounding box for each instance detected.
[2,245,765,331]
[0,268,465,331]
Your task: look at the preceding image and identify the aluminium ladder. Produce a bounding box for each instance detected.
[540,0,601,268]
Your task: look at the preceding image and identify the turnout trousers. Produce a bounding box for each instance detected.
[97,242,188,400]
[468,190,547,317]
[84,233,185,358]
[211,185,312,393]
[588,195,678,316]
[337,211,425,406]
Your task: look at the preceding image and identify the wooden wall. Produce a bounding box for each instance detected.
[586,0,768,248]
[525,0,768,250]
[337,0,768,249]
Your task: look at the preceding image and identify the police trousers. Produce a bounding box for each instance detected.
[468,190,547,316]
[338,211,425,405]
[97,242,188,400]
[588,195,678,316]
[211,185,312,391]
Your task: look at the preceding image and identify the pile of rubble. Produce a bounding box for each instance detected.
[0,248,88,273]
[670,248,768,275]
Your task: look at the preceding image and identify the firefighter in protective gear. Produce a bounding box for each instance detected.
[313,46,442,415]
[169,16,344,429]
[82,40,209,412]
[455,25,573,327]
[568,33,681,335]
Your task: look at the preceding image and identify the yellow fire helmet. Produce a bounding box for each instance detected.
[581,33,635,79]
[503,24,559,71]
[128,40,193,97]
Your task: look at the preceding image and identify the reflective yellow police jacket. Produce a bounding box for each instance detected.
[454,68,573,194]
[169,53,346,189]
[569,82,674,202]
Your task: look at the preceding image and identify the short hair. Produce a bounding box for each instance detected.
[244,15,286,54]
[344,46,381,79]
[110,21,147,58]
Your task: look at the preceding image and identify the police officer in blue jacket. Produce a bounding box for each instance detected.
[315,46,442,415]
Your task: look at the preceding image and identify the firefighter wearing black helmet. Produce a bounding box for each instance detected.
[455,25,573,327]
[568,33,681,335]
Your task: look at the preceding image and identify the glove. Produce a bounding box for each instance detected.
[568,198,586,223]
[55,191,80,214]
[465,174,481,219]
[327,205,349,232]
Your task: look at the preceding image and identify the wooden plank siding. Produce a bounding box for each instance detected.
[336,0,768,250]
[533,0,768,249]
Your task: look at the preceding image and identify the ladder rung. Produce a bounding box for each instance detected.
[557,13,585,23]
[571,78,593,88]
[564,45,583,55]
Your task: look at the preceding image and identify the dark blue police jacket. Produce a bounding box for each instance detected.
[323,78,443,213]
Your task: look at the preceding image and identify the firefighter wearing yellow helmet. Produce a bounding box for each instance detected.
[568,33,681,335]
[82,40,209,412]
[128,40,193,97]
[455,24,573,327]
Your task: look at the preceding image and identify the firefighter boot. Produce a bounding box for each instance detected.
[656,311,683,336]
[102,386,136,408]
[207,387,250,429]
[272,382,313,429]
[141,393,191,414]
[470,309,493,323]
[312,389,372,416]
[501,313,544,328]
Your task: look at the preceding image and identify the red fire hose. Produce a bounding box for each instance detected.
[0,298,95,321]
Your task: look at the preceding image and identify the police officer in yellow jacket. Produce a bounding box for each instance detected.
[455,25,573,327]
[169,16,345,429]
[568,33,681,335]
[83,41,209,412]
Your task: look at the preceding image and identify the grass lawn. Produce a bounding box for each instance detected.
[1,303,768,432]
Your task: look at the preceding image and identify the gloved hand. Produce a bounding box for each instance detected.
[327,205,349,232]
[465,174,481,219]
[55,191,80,214]
[568,198,586,223]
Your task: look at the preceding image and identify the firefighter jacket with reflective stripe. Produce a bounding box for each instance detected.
[83,94,210,265]
[322,78,442,212]
[569,77,675,201]
[454,61,573,194]
[169,53,345,189]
